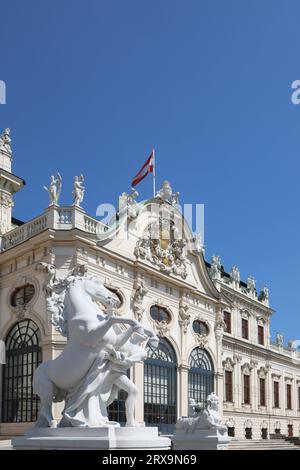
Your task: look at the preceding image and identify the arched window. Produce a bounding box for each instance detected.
[144,338,177,433]
[150,305,171,323]
[188,348,214,409]
[2,320,42,422]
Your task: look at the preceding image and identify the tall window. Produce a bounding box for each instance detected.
[225,370,233,402]
[242,318,249,340]
[286,384,292,410]
[274,381,280,408]
[223,312,231,334]
[2,320,42,422]
[258,325,264,345]
[188,348,214,410]
[298,387,300,411]
[144,338,177,434]
[243,375,250,404]
[260,378,266,406]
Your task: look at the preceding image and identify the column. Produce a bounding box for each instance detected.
[133,361,144,424]
[178,364,189,418]
[251,361,258,411]
[234,355,242,409]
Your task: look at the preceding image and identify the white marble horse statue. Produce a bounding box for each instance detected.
[34,263,158,428]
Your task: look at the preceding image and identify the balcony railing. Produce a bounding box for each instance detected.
[1,205,107,251]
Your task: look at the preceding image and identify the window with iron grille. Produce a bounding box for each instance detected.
[225,370,233,402]
[2,320,41,423]
[260,378,266,406]
[228,427,235,437]
[243,375,250,404]
[241,318,249,340]
[245,427,252,439]
[261,428,268,439]
[298,387,300,411]
[144,338,177,434]
[223,312,231,334]
[188,348,214,410]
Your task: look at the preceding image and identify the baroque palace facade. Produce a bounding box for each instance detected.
[0,129,299,440]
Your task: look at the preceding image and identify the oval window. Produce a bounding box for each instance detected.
[11,284,35,307]
[150,305,171,323]
[192,320,209,336]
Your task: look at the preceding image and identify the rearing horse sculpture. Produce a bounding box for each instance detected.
[34,264,158,428]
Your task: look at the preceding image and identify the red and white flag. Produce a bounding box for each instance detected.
[131,150,155,187]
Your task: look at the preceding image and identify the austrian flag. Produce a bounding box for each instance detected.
[131,150,154,187]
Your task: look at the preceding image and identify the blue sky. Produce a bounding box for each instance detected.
[0,0,299,342]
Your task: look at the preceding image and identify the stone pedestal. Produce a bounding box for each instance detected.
[12,426,171,450]
[172,428,230,450]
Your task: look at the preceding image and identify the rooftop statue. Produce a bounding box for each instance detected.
[44,173,62,206]
[33,264,159,428]
[156,180,179,206]
[72,174,85,207]
[0,128,12,155]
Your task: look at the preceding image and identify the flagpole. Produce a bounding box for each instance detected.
[153,148,156,198]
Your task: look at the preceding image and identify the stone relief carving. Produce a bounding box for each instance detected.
[222,357,235,371]
[241,362,253,375]
[153,320,170,338]
[178,294,190,333]
[72,174,85,207]
[134,217,187,279]
[44,173,62,206]
[0,128,12,155]
[131,273,148,321]
[257,366,268,378]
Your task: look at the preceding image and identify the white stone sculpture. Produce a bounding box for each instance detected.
[44,173,62,206]
[156,180,180,206]
[32,264,159,429]
[258,286,269,306]
[210,255,222,281]
[230,265,240,286]
[193,232,204,254]
[276,332,284,347]
[0,128,12,155]
[173,392,230,450]
[247,276,256,295]
[178,295,190,333]
[131,274,148,321]
[72,174,85,207]
[119,188,139,219]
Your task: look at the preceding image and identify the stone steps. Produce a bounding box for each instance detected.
[229,439,300,450]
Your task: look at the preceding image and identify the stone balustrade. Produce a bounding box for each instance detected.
[0,205,106,251]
